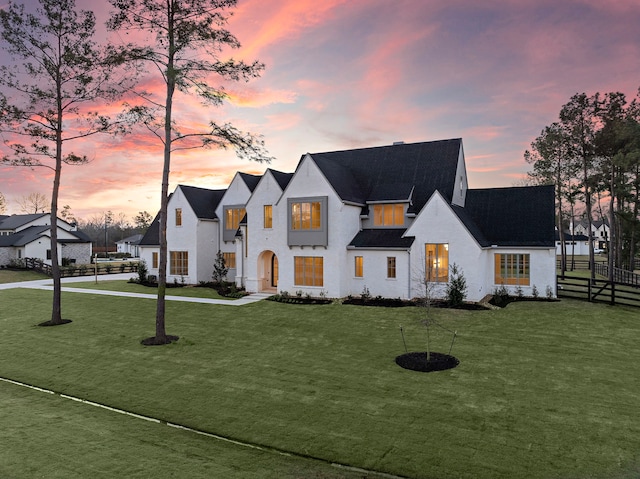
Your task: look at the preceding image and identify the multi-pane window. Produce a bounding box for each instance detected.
[373,204,404,226]
[175,208,182,226]
[294,256,323,286]
[355,256,363,277]
[170,251,188,275]
[225,207,246,231]
[425,243,448,283]
[291,201,322,230]
[387,257,396,278]
[495,254,530,285]
[152,252,158,269]
[223,252,236,269]
[264,205,273,229]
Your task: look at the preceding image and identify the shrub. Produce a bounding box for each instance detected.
[212,250,228,284]
[446,263,467,307]
[532,284,539,298]
[137,259,148,284]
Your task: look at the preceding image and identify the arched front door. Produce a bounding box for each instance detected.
[258,250,278,292]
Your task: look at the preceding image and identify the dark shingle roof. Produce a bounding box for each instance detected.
[0,213,49,230]
[269,169,294,191]
[348,229,415,249]
[139,213,160,246]
[0,225,90,247]
[239,172,262,192]
[310,139,462,213]
[456,185,555,247]
[180,185,226,220]
[116,233,144,244]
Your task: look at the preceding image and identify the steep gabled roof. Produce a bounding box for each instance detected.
[348,229,415,249]
[139,213,160,246]
[0,213,49,231]
[179,185,226,220]
[455,185,555,247]
[0,225,90,247]
[268,169,294,191]
[238,172,262,192]
[310,139,462,213]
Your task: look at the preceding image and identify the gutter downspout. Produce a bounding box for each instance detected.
[407,249,411,300]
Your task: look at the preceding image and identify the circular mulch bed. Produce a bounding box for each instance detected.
[38,319,72,327]
[395,351,459,372]
[140,335,180,346]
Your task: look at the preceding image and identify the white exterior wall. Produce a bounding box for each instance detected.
[165,187,202,283]
[196,219,218,283]
[556,240,590,256]
[243,171,284,292]
[274,156,362,298]
[482,247,557,298]
[406,192,485,302]
[346,249,411,299]
[139,246,159,278]
[215,173,253,282]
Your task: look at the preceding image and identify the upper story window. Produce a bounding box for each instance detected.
[264,205,272,229]
[373,204,404,226]
[287,196,328,247]
[223,206,246,242]
[291,201,321,230]
[175,208,182,226]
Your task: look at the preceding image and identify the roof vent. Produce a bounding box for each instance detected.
[393,141,404,145]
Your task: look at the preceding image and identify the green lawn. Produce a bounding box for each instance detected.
[1,288,639,479]
[0,269,49,283]
[62,279,233,300]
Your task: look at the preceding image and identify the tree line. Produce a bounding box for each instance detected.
[525,90,640,279]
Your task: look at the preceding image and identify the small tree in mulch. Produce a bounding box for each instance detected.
[396,257,459,372]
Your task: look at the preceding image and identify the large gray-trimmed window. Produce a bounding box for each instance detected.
[294,256,323,286]
[287,196,328,246]
[223,205,246,242]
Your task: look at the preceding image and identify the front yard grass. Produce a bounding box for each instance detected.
[0,269,49,283]
[62,279,233,300]
[1,288,639,479]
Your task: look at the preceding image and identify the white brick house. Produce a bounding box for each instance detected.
[140,139,557,301]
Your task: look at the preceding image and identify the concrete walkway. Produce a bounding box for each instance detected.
[0,273,272,306]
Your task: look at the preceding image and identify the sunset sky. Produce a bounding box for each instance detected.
[1,0,639,220]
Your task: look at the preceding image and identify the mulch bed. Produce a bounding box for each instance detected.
[395,351,459,372]
[141,335,180,346]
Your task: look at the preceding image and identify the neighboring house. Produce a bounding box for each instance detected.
[555,231,590,256]
[116,234,144,257]
[572,218,610,250]
[0,213,92,267]
[143,138,556,301]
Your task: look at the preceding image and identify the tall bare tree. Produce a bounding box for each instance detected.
[0,192,6,214]
[17,192,50,214]
[0,0,125,325]
[108,0,272,345]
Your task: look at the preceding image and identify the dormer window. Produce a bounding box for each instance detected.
[373,204,404,226]
[223,205,246,241]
